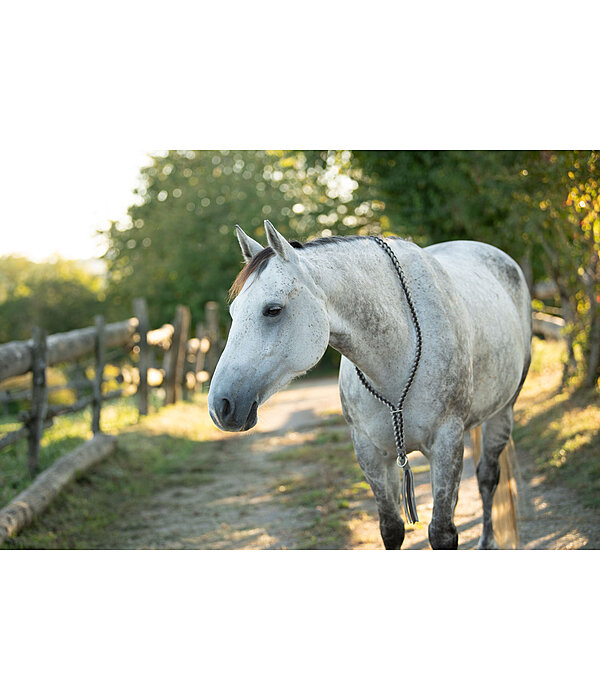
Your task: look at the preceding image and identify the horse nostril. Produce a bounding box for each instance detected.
[220,397,233,419]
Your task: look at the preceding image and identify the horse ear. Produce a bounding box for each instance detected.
[264,220,298,263]
[235,225,264,262]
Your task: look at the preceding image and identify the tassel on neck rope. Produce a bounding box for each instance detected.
[354,236,423,525]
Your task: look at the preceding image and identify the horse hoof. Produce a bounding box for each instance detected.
[477,537,499,550]
[428,524,459,550]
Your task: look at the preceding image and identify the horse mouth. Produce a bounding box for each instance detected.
[242,401,258,431]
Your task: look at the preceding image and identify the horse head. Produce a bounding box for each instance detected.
[208,221,330,431]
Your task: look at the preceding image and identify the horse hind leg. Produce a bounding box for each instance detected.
[476,405,513,549]
[350,428,405,550]
[427,417,465,550]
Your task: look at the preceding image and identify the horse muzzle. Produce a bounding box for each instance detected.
[208,392,259,432]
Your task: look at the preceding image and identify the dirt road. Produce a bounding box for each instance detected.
[132,378,599,550]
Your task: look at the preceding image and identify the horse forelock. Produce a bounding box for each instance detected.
[228,241,308,300]
[229,248,274,300]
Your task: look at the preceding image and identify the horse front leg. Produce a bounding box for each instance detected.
[427,418,465,550]
[351,428,405,550]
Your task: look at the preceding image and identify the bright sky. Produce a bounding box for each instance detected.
[0,148,153,262]
[0,4,589,267]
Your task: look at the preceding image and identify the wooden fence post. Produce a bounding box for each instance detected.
[27,327,48,477]
[205,301,220,378]
[133,298,150,415]
[194,322,207,392]
[92,315,105,434]
[165,305,191,405]
[182,339,195,402]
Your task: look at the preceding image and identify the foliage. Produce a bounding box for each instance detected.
[98,150,377,327]
[516,151,600,386]
[0,256,104,343]
[350,150,600,386]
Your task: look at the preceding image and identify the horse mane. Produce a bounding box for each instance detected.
[228,235,365,300]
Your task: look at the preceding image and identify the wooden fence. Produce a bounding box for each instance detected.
[532,311,564,341]
[0,298,224,478]
[0,298,224,543]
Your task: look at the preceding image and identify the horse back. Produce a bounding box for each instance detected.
[423,240,532,423]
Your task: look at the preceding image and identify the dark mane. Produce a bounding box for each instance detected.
[303,235,363,247]
[228,235,366,300]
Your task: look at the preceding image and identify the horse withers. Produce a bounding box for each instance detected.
[208,221,532,550]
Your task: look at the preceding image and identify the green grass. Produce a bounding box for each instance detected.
[1,396,225,549]
[514,337,600,509]
[0,397,143,509]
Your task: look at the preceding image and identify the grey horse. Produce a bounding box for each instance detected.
[208,221,531,550]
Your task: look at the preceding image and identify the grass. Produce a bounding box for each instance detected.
[0,359,160,508]
[0,397,142,509]
[513,337,600,509]
[1,395,227,549]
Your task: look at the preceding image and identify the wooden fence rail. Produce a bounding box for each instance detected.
[0,299,224,477]
[0,318,139,383]
[532,311,564,341]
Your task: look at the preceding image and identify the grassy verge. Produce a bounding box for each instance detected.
[513,337,600,509]
[0,397,144,510]
[1,395,226,549]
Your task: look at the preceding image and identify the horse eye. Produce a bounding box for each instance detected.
[263,305,282,317]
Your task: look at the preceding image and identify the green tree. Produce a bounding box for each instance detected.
[0,256,104,342]
[99,150,375,327]
[349,150,599,387]
[517,151,599,386]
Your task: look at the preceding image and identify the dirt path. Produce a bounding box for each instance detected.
[123,377,600,550]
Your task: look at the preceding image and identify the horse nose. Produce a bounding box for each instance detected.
[220,397,233,420]
[208,389,259,432]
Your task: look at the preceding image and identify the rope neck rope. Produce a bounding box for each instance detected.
[354,236,423,524]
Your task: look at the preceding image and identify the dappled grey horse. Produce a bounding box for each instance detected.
[208,221,531,549]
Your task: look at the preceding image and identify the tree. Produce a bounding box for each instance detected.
[516,151,599,386]
[350,150,599,387]
[0,256,104,342]
[99,150,376,326]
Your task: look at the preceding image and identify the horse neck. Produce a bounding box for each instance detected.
[302,239,415,387]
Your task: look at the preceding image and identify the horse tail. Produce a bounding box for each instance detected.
[470,427,520,550]
[493,438,520,549]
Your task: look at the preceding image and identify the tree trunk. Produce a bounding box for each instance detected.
[585,290,600,388]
